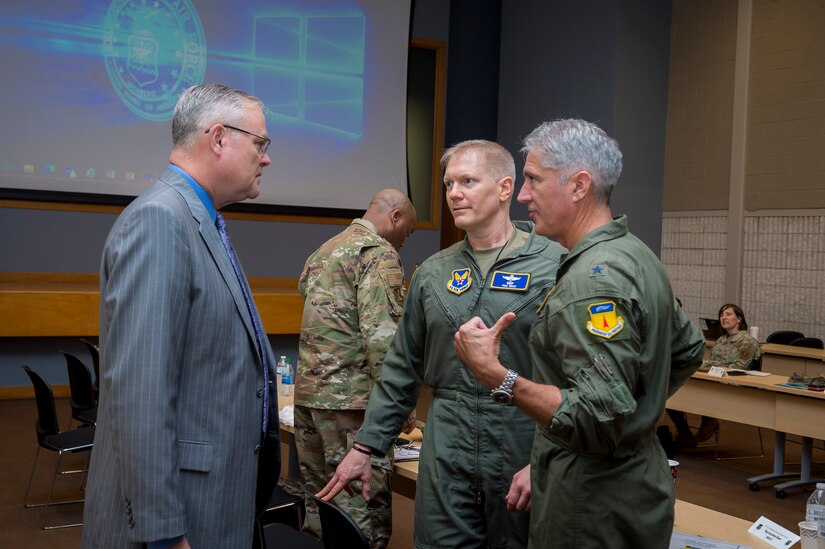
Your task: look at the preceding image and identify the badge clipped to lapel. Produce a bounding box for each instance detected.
[447,268,473,295]
[585,301,624,339]
[490,271,530,291]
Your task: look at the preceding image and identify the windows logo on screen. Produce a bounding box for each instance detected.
[252,11,365,139]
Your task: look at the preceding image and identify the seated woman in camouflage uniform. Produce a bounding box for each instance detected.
[669,303,761,447]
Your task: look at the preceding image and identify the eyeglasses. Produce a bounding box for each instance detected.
[205,124,271,155]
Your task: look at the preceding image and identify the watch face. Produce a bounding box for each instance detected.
[491,389,513,405]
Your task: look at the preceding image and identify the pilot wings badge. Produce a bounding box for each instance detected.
[447,268,473,295]
[585,301,624,339]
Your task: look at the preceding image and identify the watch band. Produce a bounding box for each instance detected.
[491,369,518,404]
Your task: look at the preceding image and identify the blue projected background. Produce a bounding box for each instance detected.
[0,0,411,211]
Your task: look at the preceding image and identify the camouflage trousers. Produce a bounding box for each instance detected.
[293,405,392,549]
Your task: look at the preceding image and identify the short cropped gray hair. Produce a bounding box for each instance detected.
[172,83,266,148]
[441,139,515,183]
[521,119,622,203]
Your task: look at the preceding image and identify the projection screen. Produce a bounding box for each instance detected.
[0,0,413,215]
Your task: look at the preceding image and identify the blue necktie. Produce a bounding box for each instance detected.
[215,212,270,433]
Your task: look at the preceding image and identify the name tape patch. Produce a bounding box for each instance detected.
[490,271,530,291]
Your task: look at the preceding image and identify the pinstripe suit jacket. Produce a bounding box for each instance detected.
[81,167,280,548]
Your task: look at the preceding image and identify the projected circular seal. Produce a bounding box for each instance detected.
[103,0,206,121]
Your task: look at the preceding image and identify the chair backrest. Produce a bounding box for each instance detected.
[79,338,100,387]
[749,354,763,372]
[311,496,369,549]
[21,366,60,443]
[766,330,805,345]
[790,337,824,350]
[61,351,97,413]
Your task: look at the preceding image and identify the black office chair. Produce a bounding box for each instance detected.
[61,350,97,427]
[312,495,370,549]
[790,337,824,350]
[255,484,309,549]
[262,523,323,549]
[78,338,100,399]
[21,365,95,530]
[766,330,805,345]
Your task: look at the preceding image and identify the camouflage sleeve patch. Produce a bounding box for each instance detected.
[379,267,406,318]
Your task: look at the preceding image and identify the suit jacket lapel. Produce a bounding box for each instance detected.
[161,169,260,363]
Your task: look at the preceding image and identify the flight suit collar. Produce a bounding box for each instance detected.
[558,215,628,272]
[458,219,549,262]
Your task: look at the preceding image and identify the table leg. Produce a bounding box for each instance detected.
[773,437,825,498]
[746,431,797,491]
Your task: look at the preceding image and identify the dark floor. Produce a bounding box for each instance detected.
[1,398,818,548]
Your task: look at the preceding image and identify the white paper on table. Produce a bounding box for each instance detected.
[748,516,799,549]
[708,366,727,377]
[393,445,420,462]
[670,531,750,549]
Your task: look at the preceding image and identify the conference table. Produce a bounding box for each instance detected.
[667,370,825,496]
[760,343,825,377]
[280,397,774,548]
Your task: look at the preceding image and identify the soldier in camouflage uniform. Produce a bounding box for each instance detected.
[294,188,416,549]
[704,303,761,369]
[670,303,761,446]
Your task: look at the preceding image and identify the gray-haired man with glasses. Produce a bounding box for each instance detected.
[82,83,280,549]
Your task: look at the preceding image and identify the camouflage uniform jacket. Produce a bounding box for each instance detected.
[708,330,761,369]
[295,219,406,410]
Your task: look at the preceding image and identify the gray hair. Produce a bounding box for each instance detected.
[521,119,623,203]
[172,83,266,148]
[441,139,515,183]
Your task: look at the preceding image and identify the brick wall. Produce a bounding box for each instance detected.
[663,212,825,341]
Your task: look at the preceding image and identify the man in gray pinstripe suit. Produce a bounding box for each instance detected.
[81,84,280,548]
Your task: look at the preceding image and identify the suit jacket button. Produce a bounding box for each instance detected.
[257,388,264,398]
[254,443,261,455]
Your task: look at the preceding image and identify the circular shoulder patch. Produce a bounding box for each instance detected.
[103,0,206,121]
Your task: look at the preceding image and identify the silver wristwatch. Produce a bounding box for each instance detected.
[491,369,518,405]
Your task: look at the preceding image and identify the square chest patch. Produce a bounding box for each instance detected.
[490,271,530,291]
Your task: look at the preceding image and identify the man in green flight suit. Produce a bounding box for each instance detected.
[295,188,417,549]
[455,120,705,548]
[319,140,566,548]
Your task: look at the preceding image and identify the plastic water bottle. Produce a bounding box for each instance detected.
[279,357,294,397]
[276,356,287,395]
[806,483,825,537]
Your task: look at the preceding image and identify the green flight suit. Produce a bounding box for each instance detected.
[356,221,565,549]
[527,216,705,548]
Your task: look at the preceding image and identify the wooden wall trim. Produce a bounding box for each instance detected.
[0,385,70,400]
[0,272,303,336]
